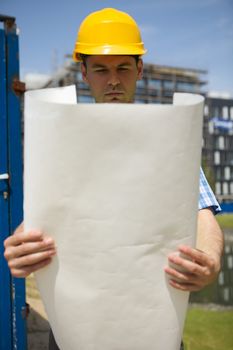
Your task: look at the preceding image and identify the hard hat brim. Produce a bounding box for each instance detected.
[73,44,147,62]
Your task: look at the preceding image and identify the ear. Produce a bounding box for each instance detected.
[137,59,143,80]
[81,63,88,84]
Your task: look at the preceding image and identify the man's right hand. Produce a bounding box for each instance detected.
[4,223,56,278]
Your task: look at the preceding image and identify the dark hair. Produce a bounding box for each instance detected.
[80,54,140,68]
[79,54,89,67]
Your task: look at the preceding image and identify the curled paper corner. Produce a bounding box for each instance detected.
[25,84,77,104]
[173,92,204,106]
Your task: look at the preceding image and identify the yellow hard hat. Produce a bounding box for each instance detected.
[73,8,147,62]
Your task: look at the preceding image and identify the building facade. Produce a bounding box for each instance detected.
[203,97,233,206]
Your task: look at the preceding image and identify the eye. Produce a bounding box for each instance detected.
[118,67,129,71]
[94,68,107,73]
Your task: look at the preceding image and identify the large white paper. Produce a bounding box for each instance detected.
[24,86,204,350]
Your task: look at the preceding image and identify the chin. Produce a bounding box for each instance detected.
[106,97,129,103]
[109,99,123,103]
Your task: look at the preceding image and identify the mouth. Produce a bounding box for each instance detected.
[105,92,124,97]
[104,92,124,102]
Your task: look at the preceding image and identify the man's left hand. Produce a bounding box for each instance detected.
[164,245,221,292]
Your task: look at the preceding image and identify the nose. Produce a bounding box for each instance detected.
[107,71,120,87]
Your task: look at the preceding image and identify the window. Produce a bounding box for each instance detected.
[148,79,161,89]
[223,288,230,302]
[77,81,89,89]
[222,106,228,120]
[225,137,230,150]
[204,105,209,116]
[135,99,146,104]
[215,167,221,181]
[78,95,94,103]
[213,107,219,118]
[217,136,225,150]
[226,152,233,165]
[223,182,229,195]
[218,271,224,285]
[163,90,173,98]
[76,71,82,81]
[228,256,233,269]
[230,107,233,120]
[149,100,160,104]
[224,167,230,180]
[148,89,158,97]
[215,182,221,195]
[136,79,145,88]
[230,182,233,194]
[208,121,214,134]
[214,151,220,165]
[176,82,195,92]
[163,80,174,90]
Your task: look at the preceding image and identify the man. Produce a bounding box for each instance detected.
[4,8,223,350]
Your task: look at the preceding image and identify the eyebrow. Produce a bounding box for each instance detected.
[91,64,107,69]
[118,62,132,67]
[91,62,133,69]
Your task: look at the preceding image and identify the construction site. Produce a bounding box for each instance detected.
[1,7,233,350]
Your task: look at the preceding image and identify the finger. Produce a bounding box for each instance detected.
[178,245,212,266]
[11,258,53,278]
[168,253,205,276]
[168,279,202,292]
[4,230,44,247]
[164,266,197,284]
[8,249,56,271]
[14,222,24,235]
[4,239,56,260]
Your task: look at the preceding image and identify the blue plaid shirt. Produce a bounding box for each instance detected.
[199,168,221,214]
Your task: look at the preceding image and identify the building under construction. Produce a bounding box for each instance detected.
[45,57,207,104]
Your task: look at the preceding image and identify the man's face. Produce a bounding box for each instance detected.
[81,55,143,103]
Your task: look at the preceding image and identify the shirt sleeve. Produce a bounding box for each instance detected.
[199,167,221,214]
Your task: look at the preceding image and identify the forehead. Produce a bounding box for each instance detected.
[85,55,136,67]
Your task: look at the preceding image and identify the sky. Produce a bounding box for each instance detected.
[1,0,233,95]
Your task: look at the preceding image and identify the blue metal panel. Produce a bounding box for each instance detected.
[6,28,26,350]
[0,17,26,349]
[220,202,233,213]
[0,28,13,350]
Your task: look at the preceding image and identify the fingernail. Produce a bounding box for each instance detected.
[28,230,43,238]
[44,238,54,245]
[49,249,56,256]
